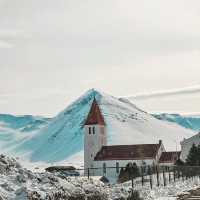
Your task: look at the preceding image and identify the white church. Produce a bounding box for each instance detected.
[84,98,180,180]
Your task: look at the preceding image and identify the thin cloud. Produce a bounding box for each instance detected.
[0,29,31,49]
[0,40,13,48]
[126,85,200,100]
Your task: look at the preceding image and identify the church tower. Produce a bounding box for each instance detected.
[84,98,107,173]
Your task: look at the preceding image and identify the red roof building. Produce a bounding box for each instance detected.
[159,151,181,165]
[85,98,105,126]
[94,143,161,161]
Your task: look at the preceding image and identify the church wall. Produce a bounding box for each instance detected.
[84,124,106,175]
[159,162,174,167]
[93,159,156,181]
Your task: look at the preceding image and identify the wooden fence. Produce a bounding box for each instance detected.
[47,165,200,189]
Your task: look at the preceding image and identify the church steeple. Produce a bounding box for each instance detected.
[84,98,107,175]
[85,98,105,126]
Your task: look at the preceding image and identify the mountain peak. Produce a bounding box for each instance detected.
[85,88,104,98]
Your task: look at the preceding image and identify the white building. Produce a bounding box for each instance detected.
[84,98,179,181]
[180,132,200,161]
[159,151,181,166]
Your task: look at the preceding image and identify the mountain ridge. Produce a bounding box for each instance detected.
[0,89,196,164]
[153,113,200,131]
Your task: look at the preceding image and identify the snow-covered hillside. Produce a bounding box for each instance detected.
[6,89,194,164]
[0,114,50,132]
[153,113,200,131]
[0,114,50,157]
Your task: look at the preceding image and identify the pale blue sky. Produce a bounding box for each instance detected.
[0,0,200,116]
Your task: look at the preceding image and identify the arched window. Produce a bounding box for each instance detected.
[103,163,106,174]
[116,162,119,173]
[93,127,95,134]
[89,127,91,134]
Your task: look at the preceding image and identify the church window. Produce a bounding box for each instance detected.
[116,162,119,173]
[89,127,91,134]
[93,127,95,134]
[103,163,106,174]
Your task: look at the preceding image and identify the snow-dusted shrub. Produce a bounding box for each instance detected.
[0,154,21,175]
[127,191,143,200]
[68,194,85,200]
[0,154,111,200]
[27,190,41,200]
[111,197,126,200]
[118,163,140,183]
[86,191,108,200]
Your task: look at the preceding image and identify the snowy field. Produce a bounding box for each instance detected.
[118,177,200,199]
[1,153,200,200]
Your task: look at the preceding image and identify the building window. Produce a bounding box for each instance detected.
[89,127,91,134]
[93,127,95,134]
[116,162,119,173]
[103,163,106,174]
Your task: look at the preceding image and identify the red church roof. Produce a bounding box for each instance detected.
[85,98,105,126]
[94,143,161,161]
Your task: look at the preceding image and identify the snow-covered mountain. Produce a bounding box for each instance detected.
[153,113,200,131]
[0,114,51,157]
[4,89,193,164]
[0,114,51,132]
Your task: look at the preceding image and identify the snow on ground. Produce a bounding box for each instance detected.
[18,151,84,173]
[0,154,108,199]
[141,178,200,199]
[115,176,200,200]
[1,154,200,199]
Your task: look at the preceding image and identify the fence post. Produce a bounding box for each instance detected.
[131,166,134,191]
[169,169,171,183]
[148,166,153,189]
[186,169,188,180]
[150,174,153,189]
[141,166,144,186]
[128,166,131,182]
[163,169,166,186]
[156,166,160,187]
[87,168,90,179]
[198,167,200,180]
[132,177,134,190]
[182,167,184,182]
[173,167,176,182]
[178,167,180,180]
